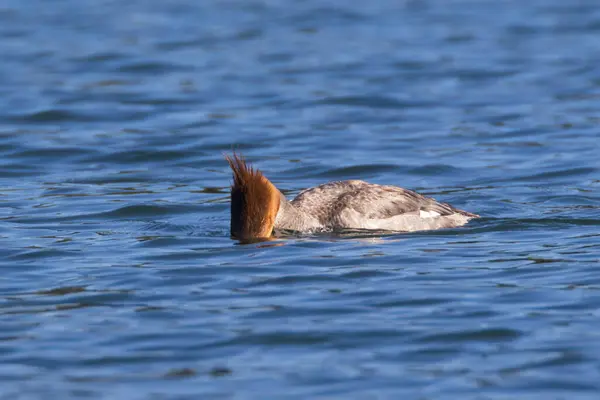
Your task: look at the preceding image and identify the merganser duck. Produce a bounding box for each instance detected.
[226,153,479,240]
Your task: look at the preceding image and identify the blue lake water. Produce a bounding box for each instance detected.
[1,0,600,398]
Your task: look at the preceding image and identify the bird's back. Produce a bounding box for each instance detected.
[290,180,477,232]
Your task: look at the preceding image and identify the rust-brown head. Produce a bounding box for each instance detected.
[225,153,280,241]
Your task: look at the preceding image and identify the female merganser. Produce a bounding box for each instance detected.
[226,153,479,240]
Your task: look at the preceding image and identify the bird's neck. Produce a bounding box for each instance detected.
[274,193,321,232]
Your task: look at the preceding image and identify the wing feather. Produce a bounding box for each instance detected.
[336,185,464,220]
[291,180,478,227]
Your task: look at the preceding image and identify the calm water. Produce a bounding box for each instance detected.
[1,0,600,398]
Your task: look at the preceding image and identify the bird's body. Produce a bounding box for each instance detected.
[275,179,477,233]
[225,154,478,240]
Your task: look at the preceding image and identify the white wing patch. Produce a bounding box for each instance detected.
[419,210,441,219]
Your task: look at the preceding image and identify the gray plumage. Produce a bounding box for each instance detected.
[274,180,478,233]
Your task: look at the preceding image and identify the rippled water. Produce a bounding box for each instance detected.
[1,0,600,398]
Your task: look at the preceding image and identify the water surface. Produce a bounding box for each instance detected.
[1,0,600,398]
